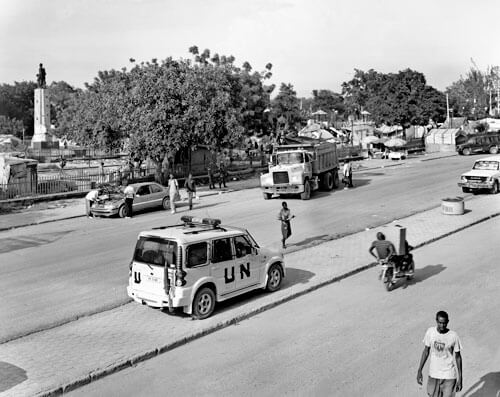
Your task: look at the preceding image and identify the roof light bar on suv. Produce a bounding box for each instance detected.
[181,215,221,227]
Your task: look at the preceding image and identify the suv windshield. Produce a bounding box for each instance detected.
[473,161,499,171]
[134,236,177,266]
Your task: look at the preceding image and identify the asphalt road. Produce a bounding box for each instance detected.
[68,218,500,397]
[0,156,476,342]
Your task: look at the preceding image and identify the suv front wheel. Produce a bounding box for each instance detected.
[266,263,283,292]
[490,181,499,194]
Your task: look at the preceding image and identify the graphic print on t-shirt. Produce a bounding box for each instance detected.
[433,341,445,356]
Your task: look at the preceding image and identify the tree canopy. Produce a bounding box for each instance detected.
[341,68,446,126]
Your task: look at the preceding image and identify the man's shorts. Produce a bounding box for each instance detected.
[427,376,456,397]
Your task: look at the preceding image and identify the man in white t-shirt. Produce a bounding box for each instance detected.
[417,311,463,397]
[123,181,135,218]
[85,189,100,218]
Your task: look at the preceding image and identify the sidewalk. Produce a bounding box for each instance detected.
[0,152,456,232]
[0,192,497,396]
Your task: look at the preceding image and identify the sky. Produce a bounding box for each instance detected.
[1,0,500,98]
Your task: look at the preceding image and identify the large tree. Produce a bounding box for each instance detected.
[446,64,500,119]
[0,81,37,137]
[271,83,302,131]
[342,68,446,126]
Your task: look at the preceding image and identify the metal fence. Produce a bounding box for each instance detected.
[0,166,156,201]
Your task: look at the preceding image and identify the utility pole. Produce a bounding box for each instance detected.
[446,93,450,124]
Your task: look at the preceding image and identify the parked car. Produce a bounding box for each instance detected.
[456,133,500,156]
[91,182,171,217]
[458,155,500,194]
[127,216,285,319]
[388,149,407,160]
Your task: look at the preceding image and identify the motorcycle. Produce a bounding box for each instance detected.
[378,253,415,291]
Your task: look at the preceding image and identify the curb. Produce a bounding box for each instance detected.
[38,210,500,397]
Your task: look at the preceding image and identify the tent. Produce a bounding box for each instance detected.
[298,123,345,142]
[376,125,403,135]
[425,128,461,153]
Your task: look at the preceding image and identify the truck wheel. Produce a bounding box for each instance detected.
[263,192,272,200]
[490,146,498,154]
[192,287,215,320]
[462,187,470,193]
[118,205,129,218]
[300,180,311,200]
[462,148,471,156]
[332,171,339,189]
[490,181,499,194]
[322,172,334,191]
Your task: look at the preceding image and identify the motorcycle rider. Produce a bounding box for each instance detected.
[369,232,397,276]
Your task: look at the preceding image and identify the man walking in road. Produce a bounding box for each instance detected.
[278,201,295,249]
[342,159,353,189]
[185,173,196,211]
[417,311,463,397]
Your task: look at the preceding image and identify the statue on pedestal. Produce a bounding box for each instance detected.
[36,63,46,88]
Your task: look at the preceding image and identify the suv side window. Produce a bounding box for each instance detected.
[186,242,208,268]
[234,235,253,258]
[212,238,233,263]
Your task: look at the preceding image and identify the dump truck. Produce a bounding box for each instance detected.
[260,137,339,200]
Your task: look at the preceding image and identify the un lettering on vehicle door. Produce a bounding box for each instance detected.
[233,235,261,289]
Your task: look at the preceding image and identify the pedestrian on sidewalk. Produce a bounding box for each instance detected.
[123,180,135,218]
[278,201,295,249]
[206,163,215,189]
[417,310,463,397]
[85,188,99,218]
[218,161,227,189]
[185,173,196,210]
[168,173,179,214]
[342,159,353,189]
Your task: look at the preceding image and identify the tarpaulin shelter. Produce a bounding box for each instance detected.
[298,123,345,142]
[375,125,403,136]
[0,134,27,155]
[0,155,38,199]
[425,128,462,153]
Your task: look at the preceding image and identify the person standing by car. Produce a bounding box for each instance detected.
[168,173,179,214]
[123,180,135,218]
[417,311,463,397]
[278,201,295,249]
[85,188,99,218]
[185,173,196,210]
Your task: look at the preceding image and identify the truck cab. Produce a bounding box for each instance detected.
[260,138,339,200]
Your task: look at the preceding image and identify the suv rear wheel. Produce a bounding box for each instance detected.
[489,146,499,154]
[192,287,215,319]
